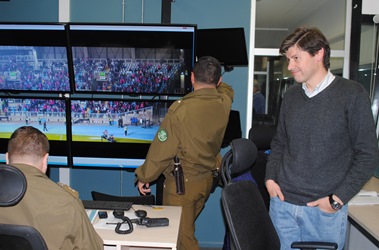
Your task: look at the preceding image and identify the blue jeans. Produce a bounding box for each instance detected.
[269,197,348,250]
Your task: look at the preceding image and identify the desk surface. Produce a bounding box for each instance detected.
[348,177,379,242]
[89,205,181,250]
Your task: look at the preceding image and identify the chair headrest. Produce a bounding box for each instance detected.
[229,138,258,175]
[0,164,27,207]
[248,125,277,150]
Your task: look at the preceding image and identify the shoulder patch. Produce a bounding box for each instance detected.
[157,129,168,142]
[58,182,79,199]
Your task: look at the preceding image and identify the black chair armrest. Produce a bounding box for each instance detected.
[291,241,338,249]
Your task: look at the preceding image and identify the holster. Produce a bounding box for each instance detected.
[173,156,185,195]
[210,168,220,193]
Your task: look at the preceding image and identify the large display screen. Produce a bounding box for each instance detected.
[0,97,68,161]
[0,23,71,93]
[68,23,196,96]
[70,98,173,160]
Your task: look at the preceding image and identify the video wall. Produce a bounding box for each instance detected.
[0,22,196,167]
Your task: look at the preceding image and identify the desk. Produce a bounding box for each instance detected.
[90,205,181,250]
[347,177,379,249]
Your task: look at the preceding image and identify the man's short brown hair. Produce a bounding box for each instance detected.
[7,126,50,162]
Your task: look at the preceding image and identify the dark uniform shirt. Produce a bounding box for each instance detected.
[0,163,103,250]
[135,82,234,183]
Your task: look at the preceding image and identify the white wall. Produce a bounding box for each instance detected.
[362,0,379,15]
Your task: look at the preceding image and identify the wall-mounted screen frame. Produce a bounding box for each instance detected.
[69,97,174,165]
[68,23,196,96]
[0,96,69,164]
[0,23,72,94]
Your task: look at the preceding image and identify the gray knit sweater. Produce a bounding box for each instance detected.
[265,76,379,205]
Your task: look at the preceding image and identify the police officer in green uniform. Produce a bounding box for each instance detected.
[135,56,234,250]
[0,126,103,250]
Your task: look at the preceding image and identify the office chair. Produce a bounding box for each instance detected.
[248,125,277,209]
[221,138,280,250]
[221,139,338,250]
[91,191,155,205]
[0,164,48,250]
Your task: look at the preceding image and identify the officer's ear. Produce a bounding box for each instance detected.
[41,153,49,173]
[216,77,222,87]
[5,152,9,164]
[191,72,195,85]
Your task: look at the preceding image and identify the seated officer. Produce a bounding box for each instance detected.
[0,126,103,250]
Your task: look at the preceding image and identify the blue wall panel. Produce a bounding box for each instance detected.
[0,0,58,22]
[69,167,156,200]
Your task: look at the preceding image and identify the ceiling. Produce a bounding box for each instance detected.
[255,0,331,30]
[254,0,335,48]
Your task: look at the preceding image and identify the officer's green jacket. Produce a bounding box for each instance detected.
[135,82,234,183]
[0,163,103,250]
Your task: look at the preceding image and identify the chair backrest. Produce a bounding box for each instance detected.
[91,191,155,205]
[248,125,277,210]
[0,223,48,250]
[221,138,258,184]
[248,125,276,150]
[0,164,27,207]
[0,164,48,250]
[221,139,281,250]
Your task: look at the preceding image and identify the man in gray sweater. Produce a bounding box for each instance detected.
[265,26,379,249]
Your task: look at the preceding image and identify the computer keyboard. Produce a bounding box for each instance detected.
[82,200,133,211]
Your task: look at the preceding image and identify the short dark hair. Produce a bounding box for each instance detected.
[279,27,330,70]
[192,56,222,85]
[8,126,49,161]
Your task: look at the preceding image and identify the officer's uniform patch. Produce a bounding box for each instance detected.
[157,129,168,142]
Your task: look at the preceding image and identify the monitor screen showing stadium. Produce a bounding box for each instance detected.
[0,97,69,159]
[68,23,196,96]
[70,98,173,159]
[0,23,71,93]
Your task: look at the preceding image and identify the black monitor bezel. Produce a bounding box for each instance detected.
[196,27,249,67]
[0,94,69,157]
[0,22,73,94]
[67,22,197,97]
[69,96,174,159]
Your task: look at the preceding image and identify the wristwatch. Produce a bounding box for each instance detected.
[329,194,342,210]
